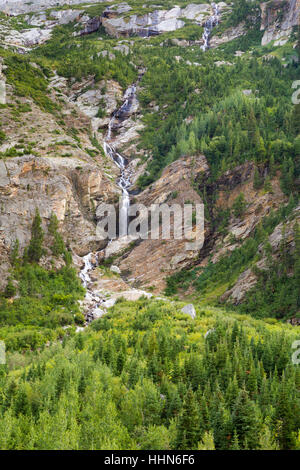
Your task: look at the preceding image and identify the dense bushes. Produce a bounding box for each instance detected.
[0,212,85,342]
[0,298,299,449]
[31,25,137,88]
[135,32,298,187]
[3,52,58,113]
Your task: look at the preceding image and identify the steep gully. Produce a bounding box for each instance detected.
[79,74,143,325]
[79,4,221,323]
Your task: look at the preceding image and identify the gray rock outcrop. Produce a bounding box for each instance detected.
[260,0,300,46]
[181,304,196,319]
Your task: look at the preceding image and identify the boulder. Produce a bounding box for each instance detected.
[181,304,196,319]
[79,16,101,36]
[110,265,121,274]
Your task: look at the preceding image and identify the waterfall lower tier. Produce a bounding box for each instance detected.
[78,253,105,325]
[79,253,93,287]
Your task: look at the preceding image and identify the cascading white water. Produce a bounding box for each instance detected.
[79,253,93,287]
[79,253,105,324]
[103,83,138,237]
[78,82,138,324]
[201,2,220,51]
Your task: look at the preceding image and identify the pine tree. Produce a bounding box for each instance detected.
[253,167,263,190]
[264,175,272,193]
[10,240,20,267]
[197,431,215,450]
[232,389,260,449]
[231,429,240,450]
[269,154,276,178]
[233,193,246,218]
[4,280,16,299]
[27,209,44,263]
[176,388,200,449]
[275,381,297,449]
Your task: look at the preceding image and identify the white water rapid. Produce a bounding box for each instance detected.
[79,253,105,325]
[201,2,220,51]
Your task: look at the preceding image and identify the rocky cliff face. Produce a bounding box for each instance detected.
[0,65,120,287]
[0,153,117,288]
[101,3,230,38]
[108,157,287,293]
[221,204,300,304]
[114,154,209,291]
[260,0,300,46]
[0,155,109,250]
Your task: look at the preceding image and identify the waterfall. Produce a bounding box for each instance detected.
[201,2,220,51]
[79,253,93,287]
[78,75,143,324]
[103,81,139,237]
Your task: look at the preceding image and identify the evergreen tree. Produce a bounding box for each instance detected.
[253,167,263,190]
[4,280,16,299]
[176,388,200,449]
[27,209,44,263]
[10,240,20,267]
[232,389,260,449]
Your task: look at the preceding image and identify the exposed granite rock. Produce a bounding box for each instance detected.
[0,156,114,257]
[1,7,99,47]
[110,265,121,274]
[117,154,210,291]
[78,16,101,36]
[221,204,300,304]
[102,9,185,38]
[3,27,53,48]
[260,0,300,46]
[65,78,123,131]
[181,304,196,319]
[25,9,80,27]
[220,267,258,304]
[210,23,246,48]
[207,163,287,263]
